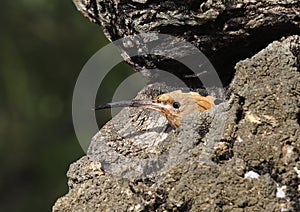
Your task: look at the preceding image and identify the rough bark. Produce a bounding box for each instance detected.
[72,0,300,86]
[54,35,300,211]
[53,1,300,211]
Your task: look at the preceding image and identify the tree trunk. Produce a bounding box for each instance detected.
[53,1,300,211]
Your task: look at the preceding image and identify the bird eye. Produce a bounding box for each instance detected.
[172,101,181,109]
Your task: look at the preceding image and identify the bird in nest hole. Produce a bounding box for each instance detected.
[94,90,222,128]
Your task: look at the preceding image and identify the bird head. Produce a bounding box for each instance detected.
[95,90,217,128]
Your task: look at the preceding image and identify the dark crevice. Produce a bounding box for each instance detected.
[128,183,136,194]
[296,112,300,126]
[235,96,245,124]
[290,42,300,71]
[210,23,300,87]
[212,143,234,163]
[130,55,220,90]
[186,0,206,11]
[214,7,247,31]
[97,1,107,14]
[154,23,300,88]
[176,200,193,211]
[247,160,277,179]
[126,23,300,90]
[106,13,300,90]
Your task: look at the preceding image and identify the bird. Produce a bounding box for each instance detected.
[94,90,220,128]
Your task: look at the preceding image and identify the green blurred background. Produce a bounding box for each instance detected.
[0,0,134,211]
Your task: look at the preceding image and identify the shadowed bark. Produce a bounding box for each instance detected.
[73,0,300,86]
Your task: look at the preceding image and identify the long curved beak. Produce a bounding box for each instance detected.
[94,99,168,112]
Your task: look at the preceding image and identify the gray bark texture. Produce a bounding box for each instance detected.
[53,0,300,211]
[72,0,300,86]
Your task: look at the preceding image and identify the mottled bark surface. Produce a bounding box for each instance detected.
[53,1,300,211]
[72,0,300,86]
